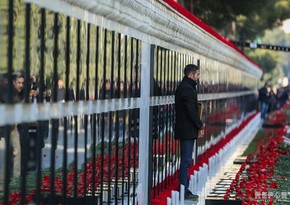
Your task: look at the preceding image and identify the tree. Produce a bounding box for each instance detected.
[178,0,290,41]
[246,28,290,85]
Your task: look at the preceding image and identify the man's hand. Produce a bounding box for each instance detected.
[198,123,205,139]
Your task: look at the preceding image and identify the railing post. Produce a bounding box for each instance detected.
[138,42,152,204]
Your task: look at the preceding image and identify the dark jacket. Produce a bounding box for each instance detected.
[175,76,203,140]
[258,86,269,103]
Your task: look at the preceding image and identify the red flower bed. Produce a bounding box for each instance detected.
[224,137,284,204]
[225,107,289,205]
[4,142,138,204]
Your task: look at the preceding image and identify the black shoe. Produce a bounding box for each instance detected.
[184,190,199,201]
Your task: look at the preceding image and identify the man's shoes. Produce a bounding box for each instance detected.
[184,189,199,201]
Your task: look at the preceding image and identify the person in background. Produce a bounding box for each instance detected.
[11,72,25,177]
[267,85,276,113]
[79,82,86,100]
[43,86,50,103]
[57,79,65,102]
[30,75,37,91]
[258,82,270,120]
[68,82,75,101]
[277,86,288,109]
[174,64,204,201]
[42,86,50,139]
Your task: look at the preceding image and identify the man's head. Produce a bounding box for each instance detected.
[184,64,200,81]
[13,72,24,93]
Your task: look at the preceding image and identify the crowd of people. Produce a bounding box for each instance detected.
[0,72,69,183]
[258,82,289,120]
[0,71,127,183]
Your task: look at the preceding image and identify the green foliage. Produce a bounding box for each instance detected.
[245,28,290,85]
[248,50,277,73]
[179,0,290,41]
[247,49,284,85]
[242,129,264,156]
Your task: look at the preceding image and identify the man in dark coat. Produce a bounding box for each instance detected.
[175,64,204,200]
[258,82,270,119]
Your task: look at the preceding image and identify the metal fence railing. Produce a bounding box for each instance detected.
[149,45,258,198]
[0,0,259,204]
[0,1,141,204]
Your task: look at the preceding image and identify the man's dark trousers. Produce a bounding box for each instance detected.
[179,138,195,190]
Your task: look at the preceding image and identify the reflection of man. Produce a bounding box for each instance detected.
[13,72,24,102]
[12,72,24,177]
[175,64,204,201]
[0,72,24,187]
[10,72,24,177]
